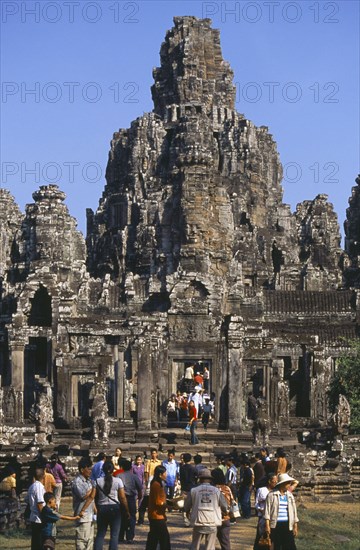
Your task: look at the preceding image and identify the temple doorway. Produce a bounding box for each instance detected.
[295,354,311,417]
[171,358,212,394]
[71,373,95,427]
[251,367,264,398]
[24,337,51,418]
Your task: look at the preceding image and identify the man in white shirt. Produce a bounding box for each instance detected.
[184,364,194,380]
[184,364,194,392]
[27,468,45,550]
[189,387,203,415]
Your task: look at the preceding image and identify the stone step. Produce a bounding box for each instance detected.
[314,483,350,493]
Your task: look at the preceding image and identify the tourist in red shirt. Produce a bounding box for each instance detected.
[194,372,204,387]
[189,400,199,445]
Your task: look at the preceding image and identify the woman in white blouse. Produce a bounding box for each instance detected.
[264,473,299,550]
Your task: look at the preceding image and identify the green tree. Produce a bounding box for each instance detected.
[328,340,360,433]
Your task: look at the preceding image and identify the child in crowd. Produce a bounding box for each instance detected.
[41,492,80,549]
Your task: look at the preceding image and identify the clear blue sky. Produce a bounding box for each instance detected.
[1,0,359,240]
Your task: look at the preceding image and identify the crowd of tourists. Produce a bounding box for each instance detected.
[0,444,299,550]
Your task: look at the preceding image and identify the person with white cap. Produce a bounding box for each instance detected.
[194,372,204,387]
[189,387,203,415]
[263,473,299,550]
[184,468,228,550]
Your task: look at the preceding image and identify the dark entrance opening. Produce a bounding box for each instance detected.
[28,285,52,327]
[295,353,311,417]
[24,337,50,418]
[79,379,94,425]
[71,373,96,428]
[251,368,264,398]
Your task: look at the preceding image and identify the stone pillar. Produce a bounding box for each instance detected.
[116,347,124,419]
[132,350,138,394]
[71,373,79,418]
[264,362,271,418]
[11,344,24,390]
[137,340,152,431]
[270,370,280,425]
[227,316,244,431]
[10,342,24,420]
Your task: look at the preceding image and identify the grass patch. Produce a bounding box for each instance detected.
[296,502,360,550]
[0,527,28,540]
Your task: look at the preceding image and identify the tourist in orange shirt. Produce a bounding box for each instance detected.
[43,471,57,493]
[146,465,171,550]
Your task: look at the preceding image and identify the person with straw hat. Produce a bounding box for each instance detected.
[263,473,299,549]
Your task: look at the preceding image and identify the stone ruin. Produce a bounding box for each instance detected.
[0,16,359,445]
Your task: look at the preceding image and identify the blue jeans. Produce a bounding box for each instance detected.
[239,486,251,519]
[190,420,199,444]
[94,505,121,550]
[119,495,136,541]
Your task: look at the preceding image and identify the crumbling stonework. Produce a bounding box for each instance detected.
[0,17,358,440]
[344,175,360,288]
[0,189,22,280]
[29,380,54,445]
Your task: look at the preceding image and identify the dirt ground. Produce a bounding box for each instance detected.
[0,498,359,549]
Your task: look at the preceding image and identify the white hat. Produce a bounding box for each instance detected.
[275,473,297,487]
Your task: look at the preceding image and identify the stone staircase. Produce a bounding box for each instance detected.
[350,461,360,498]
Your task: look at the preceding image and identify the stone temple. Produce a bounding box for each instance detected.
[0,16,359,442]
